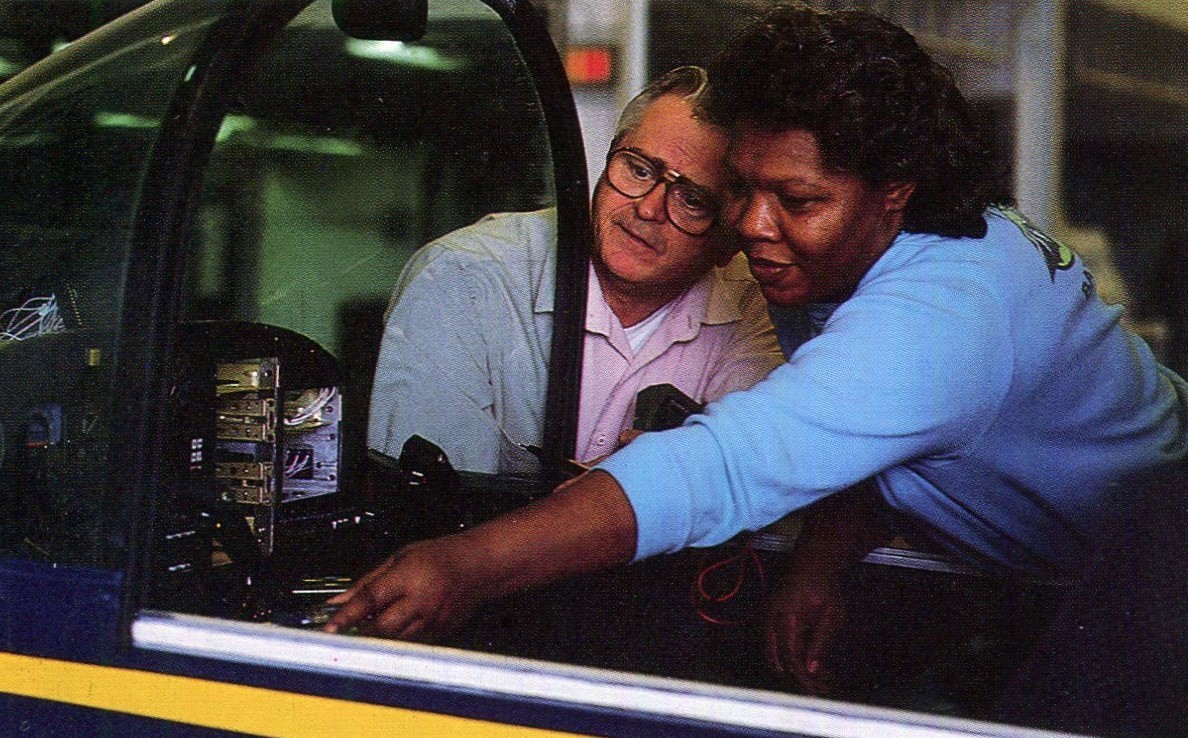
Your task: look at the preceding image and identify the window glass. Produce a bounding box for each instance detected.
[184,0,554,466]
[0,7,223,566]
[186,0,553,343]
[166,0,558,611]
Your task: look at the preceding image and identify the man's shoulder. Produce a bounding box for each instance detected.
[417,209,557,264]
[389,209,558,317]
[716,252,767,299]
[399,209,558,291]
[702,253,769,324]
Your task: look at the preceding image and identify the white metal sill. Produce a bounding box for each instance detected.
[133,610,1083,738]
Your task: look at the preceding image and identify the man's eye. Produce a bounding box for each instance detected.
[629,163,654,181]
[674,186,711,215]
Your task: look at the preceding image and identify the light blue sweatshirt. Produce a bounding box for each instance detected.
[600,209,1188,576]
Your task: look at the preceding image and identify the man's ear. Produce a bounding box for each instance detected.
[882,181,916,213]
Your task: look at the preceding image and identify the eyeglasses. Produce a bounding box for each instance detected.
[604,148,719,236]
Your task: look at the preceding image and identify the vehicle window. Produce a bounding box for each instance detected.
[0,6,224,567]
[183,0,554,472]
[163,0,558,612]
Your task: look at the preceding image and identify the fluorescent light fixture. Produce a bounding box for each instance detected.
[0,57,23,77]
[0,133,47,147]
[344,39,463,71]
[94,112,158,129]
[265,134,362,157]
[216,114,258,142]
[214,115,361,156]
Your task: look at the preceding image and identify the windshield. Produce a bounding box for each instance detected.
[0,1,227,567]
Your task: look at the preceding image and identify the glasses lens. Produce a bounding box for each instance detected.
[667,181,715,235]
[607,150,657,198]
[605,149,717,235]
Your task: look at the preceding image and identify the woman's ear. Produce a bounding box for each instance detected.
[881,181,916,213]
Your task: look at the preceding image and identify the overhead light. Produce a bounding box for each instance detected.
[0,56,23,77]
[0,132,47,147]
[215,115,361,156]
[344,39,463,71]
[94,112,158,129]
[265,134,362,157]
[216,114,258,142]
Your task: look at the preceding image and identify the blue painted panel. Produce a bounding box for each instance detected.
[0,558,122,662]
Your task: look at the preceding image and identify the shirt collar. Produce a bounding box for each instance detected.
[583,263,742,340]
[584,266,616,336]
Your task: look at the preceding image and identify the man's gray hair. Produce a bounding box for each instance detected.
[610,65,709,150]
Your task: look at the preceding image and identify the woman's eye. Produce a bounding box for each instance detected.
[778,194,812,210]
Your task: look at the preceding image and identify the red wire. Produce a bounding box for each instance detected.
[691,542,768,626]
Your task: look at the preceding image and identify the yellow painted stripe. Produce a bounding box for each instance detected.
[0,652,586,737]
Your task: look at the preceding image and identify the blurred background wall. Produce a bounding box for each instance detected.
[554,0,1188,370]
[4,0,1187,371]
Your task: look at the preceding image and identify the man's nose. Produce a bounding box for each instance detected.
[634,183,668,223]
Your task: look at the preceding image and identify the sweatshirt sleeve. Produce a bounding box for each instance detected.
[599,260,1015,560]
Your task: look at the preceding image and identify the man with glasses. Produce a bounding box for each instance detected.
[334,8,1188,718]
[369,66,782,474]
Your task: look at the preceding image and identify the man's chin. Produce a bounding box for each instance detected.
[597,248,661,283]
[595,260,655,291]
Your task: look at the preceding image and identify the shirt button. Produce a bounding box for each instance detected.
[596,435,607,446]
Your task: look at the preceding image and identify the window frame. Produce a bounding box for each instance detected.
[0,1,1081,735]
[110,0,592,643]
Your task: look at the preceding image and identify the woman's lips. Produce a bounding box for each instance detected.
[747,255,796,283]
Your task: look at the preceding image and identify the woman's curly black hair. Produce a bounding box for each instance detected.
[702,3,1010,238]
